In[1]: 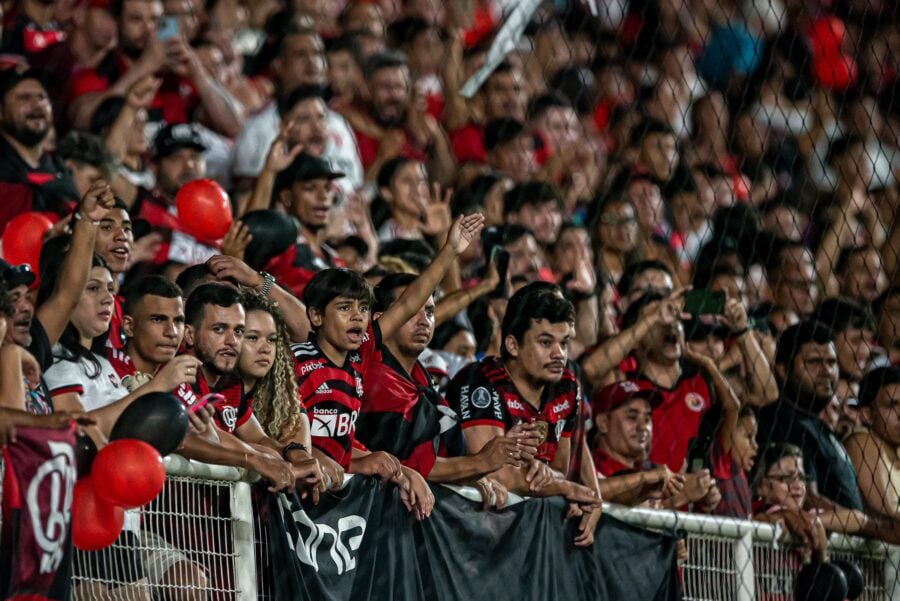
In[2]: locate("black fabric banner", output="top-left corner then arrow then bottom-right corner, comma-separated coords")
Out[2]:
266,477 -> 683,601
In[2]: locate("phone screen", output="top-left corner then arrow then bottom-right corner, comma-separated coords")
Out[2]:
683,290 -> 726,315
158,16 -> 180,41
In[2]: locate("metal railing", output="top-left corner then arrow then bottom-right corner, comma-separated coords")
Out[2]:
55,457 -> 900,600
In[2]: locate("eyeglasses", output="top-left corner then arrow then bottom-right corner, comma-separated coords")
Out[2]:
766,472 -> 810,485
599,214 -> 636,226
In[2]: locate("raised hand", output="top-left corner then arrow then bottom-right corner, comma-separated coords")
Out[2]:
153,355 -> 202,391
207,255 -> 264,288
126,74 -> 161,109
446,213 -> 486,256
220,222 -> 253,260
79,180 -> 115,223
420,182 -> 453,237
265,121 -> 303,173
566,243 -> 596,296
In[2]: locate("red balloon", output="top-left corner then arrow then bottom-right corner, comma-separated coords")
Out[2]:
815,53 -> 858,91
2,212 -> 53,272
92,439 -> 166,508
175,179 -> 233,241
808,16 -> 846,57
72,477 -> 125,551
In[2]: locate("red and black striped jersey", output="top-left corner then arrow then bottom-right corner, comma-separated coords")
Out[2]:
172,365 -> 252,434
446,356 -> 579,464
292,323 -> 382,470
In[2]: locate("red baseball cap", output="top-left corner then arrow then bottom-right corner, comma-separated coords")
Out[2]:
592,380 -> 663,414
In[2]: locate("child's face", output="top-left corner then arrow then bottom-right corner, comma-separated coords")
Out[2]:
761,456 -> 807,511
731,414 -> 758,473
313,296 -> 370,353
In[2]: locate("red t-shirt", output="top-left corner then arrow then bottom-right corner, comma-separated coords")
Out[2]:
630,363 -> 714,472
593,446 -> 656,478
172,368 -> 252,434
353,126 -> 429,169
449,122 -> 486,164
71,52 -> 200,127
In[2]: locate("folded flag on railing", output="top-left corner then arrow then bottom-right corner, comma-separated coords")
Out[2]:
265,477 -> 683,601
0,425 -> 76,601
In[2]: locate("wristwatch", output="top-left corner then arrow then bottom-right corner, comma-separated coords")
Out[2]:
282,442 -> 309,460
258,271 -> 275,297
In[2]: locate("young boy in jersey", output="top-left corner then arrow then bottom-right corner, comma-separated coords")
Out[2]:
294,214 -> 485,520
358,273 -> 540,509
447,284 -> 603,544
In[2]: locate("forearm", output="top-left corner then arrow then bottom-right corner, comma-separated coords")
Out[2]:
737,333 -> 778,406
434,279 -> 493,325
572,296 -> 599,359
105,104 -> 138,161
245,169 -> 276,215
598,472 -> 661,505
582,318 -> 652,387
427,129 -> 457,185
192,70 -> 244,138
0,346 -> 25,410
178,429 -> 261,468
385,243 -> 459,334
271,284 -> 311,342
427,454 -> 492,483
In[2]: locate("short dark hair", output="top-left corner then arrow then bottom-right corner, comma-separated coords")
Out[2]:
775,320 -> 835,367
501,224 -> 535,247
484,118 -> 527,152
302,268 -> 373,317
501,285 -> 574,359
373,272 -> 418,313
526,92 -> 572,122
617,260 -> 672,298
185,284 -> 243,328
835,245 -> 872,276
754,443 -> 803,485
693,265 -> 743,291
0,276 -> 12,317
826,135 -> 866,167
124,276 -> 183,316
89,96 -> 126,135
874,287 -> 900,318
376,156 -> 413,190
56,131 -> 113,172
365,50 -> 408,78
858,367 -> 900,407
631,118 -> 677,147
176,264 -> 215,298
277,84 -> 327,117
277,23 -> 321,57
503,181 -> 563,216
814,298 -> 874,334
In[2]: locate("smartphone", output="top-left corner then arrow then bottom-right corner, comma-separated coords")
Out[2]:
683,290 -> 726,316
188,393 -> 224,414
489,246 -> 510,299
158,16 -> 180,41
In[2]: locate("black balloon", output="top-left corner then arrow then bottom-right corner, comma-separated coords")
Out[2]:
110,392 -> 188,456
832,559 -> 864,600
74,433 -> 97,479
795,561 -> 848,601
242,210 -> 299,271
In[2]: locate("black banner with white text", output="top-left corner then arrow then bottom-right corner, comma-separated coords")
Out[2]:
265,477 -> 683,601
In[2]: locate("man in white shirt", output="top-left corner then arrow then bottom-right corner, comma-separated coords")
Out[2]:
231,23 -> 362,194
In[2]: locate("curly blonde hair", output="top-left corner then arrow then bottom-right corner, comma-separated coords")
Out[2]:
240,291 -> 304,441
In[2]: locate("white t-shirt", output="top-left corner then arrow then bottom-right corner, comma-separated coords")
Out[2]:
44,347 -> 141,534
231,102 -> 364,194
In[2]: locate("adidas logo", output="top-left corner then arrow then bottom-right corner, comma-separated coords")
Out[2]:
315,383 -> 332,395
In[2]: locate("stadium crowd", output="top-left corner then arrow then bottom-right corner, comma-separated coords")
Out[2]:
0,0 -> 899,596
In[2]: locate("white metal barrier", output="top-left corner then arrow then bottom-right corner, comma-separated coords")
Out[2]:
44,456 -> 900,600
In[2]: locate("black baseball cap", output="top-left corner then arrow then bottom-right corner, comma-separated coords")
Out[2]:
0,68 -> 48,101
153,123 -> 207,160
0,259 -> 36,289
858,367 -> 900,408
273,153 -> 345,194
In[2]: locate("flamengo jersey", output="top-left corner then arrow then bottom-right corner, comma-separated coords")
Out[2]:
446,356 -> 579,464
109,348 -> 253,433
630,362 -> 714,472
292,323 -> 382,470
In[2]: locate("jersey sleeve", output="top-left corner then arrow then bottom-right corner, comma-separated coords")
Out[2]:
446,364 -> 506,430
43,359 -> 85,398
356,321 -> 383,376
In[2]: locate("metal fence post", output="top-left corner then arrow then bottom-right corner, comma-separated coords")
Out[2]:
885,546 -> 900,601
231,480 -> 257,601
734,531 -> 755,601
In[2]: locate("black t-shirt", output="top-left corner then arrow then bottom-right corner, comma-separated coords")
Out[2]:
756,398 -> 863,510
